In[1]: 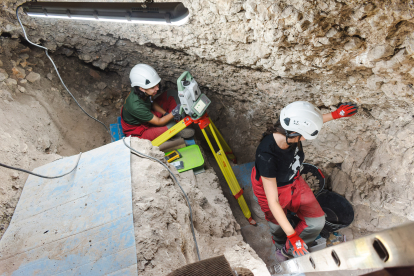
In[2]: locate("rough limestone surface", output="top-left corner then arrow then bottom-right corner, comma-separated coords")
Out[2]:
1,0 -> 413,236
130,138 -> 269,275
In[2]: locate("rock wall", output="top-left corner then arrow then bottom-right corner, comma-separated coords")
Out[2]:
1,0 -> 413,232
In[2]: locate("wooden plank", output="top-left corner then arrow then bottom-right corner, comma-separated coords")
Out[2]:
0,137 -> 137,276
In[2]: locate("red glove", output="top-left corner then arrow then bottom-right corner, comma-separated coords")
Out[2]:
331,102 -> 358,119
286,231 -> 309,257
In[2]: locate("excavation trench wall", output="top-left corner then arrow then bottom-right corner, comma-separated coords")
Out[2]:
1,0 -> 414,238
130,138 -> 268,275
0,37 -> 269,274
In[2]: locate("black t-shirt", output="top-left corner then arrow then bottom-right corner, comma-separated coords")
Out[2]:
255,134 -> 304,187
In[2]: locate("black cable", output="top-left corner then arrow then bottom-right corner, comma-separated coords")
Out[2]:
0,152 -> 82,179
122,138 -> 201,261
15,5 -> 113,139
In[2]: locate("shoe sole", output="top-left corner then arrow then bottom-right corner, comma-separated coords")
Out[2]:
281,248 -> 294,259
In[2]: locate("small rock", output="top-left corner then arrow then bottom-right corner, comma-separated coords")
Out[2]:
326,28 -> 338,38
19,47 -> 30,53
97,82 -> 107,90
26,72 -> 41,82
155,184 -> 161,192
18,85 -> 26,93
47,73 -> 53,81
233,245 -> 241,251
0,60 -> 3,67
89,69 -> 101,80
20,79 -> 27,84
61,48 -> 74,57
12,184 -> 20,190
367,45 -> 394,61
115,102 -> 122,109
20,53 -> 29,60
12,67 -> 26,79
10,171 -> 19,180
0,72 -> 8,82
92,60 -> 108,70
21,143 -> 28,153
344,37 -> 363,51
5,78 -> 17,86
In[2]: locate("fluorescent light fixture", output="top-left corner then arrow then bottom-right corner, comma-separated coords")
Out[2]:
21,1 -> 190,25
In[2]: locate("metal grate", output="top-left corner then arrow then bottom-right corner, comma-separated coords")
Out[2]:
167,255 -> 235,276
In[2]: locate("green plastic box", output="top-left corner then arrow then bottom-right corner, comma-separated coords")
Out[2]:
165,145 -> 204,173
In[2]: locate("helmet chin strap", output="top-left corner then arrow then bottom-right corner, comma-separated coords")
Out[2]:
285,130 -> 302,147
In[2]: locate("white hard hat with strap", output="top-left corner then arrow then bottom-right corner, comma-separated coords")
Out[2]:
130,64 -> 161,89
280,101 -> 323,140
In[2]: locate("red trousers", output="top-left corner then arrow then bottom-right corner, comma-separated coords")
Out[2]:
121,92 -> 177,141
251,166 -> 325,236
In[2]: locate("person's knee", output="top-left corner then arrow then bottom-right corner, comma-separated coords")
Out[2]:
305,216 -> 325,233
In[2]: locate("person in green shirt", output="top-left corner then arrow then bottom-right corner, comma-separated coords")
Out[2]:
121,64 -> 193,141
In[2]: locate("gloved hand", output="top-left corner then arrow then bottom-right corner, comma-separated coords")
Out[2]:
171,104 -> 182,121
286,231 -> 309,258
331,102 -> 358,119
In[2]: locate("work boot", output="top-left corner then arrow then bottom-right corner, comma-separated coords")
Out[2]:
275,248 -> 289,263
281,245 -> 294,259
178,128 -> 195,139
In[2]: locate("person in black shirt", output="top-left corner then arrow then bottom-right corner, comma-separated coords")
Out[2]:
251,101 -> 358,260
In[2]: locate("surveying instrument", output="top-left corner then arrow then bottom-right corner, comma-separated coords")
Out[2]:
152,71 -> 257,226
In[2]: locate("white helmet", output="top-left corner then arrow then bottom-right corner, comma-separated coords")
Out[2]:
130,64 -> 161,89
280,101 -> 323,140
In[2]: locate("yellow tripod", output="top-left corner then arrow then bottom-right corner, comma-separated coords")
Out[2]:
152,113 -> 257,226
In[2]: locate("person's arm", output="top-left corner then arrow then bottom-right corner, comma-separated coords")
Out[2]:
152,102 -> 167,115
261,176 -> 295,236
323,113 -> 334,124
148,113 -> 174,126
147,104 -> 182,126
262,176 -> 309,257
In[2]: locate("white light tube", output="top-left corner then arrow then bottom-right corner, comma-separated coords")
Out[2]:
28,13 -> 189,25
21,2 -> 190,26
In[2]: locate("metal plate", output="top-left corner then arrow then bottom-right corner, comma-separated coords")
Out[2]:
280,222 -> 414,274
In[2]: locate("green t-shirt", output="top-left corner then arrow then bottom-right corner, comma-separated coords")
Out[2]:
122,91 -> 154,125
